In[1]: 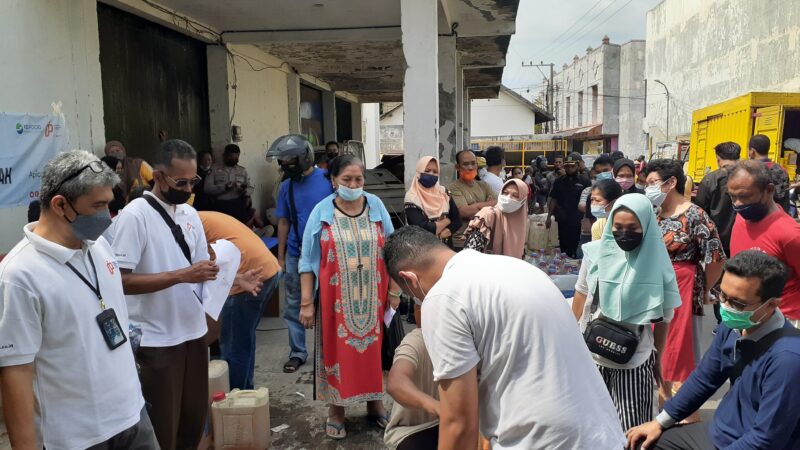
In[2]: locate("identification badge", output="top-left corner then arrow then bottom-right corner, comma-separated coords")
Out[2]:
96,308 -> 128,350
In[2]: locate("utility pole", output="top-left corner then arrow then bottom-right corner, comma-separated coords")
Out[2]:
522,61 -> 555,133
654,79 -> 670,141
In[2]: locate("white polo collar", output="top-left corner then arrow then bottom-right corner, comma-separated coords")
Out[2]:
23,222 -> 86,265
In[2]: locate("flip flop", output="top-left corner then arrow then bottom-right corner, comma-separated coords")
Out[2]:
368,413 -> 390,430
283,357 -> 303,373
325,419 -> 347,440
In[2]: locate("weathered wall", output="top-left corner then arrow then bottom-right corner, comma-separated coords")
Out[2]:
601,45 -> 621,136
0,0 -> 105,252
618,41 -> 647,154
471,90 -> 537,137
645,0 -> 800,139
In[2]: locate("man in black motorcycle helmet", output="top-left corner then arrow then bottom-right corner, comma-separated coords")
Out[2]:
267,135 -> 334,373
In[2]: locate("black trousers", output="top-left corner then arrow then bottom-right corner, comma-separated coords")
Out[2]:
557,217 -> 582,258
397,425 -> 439,450
87,407 -> 160,450
652,422 -> 715,450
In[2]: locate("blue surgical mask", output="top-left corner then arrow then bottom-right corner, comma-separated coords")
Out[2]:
418,173 -> 439,188
596,171 -> 613,181
337,186 -> 364,201
591,203 -> 609,218
65,201 -> 113,241
719,301 -> 770,330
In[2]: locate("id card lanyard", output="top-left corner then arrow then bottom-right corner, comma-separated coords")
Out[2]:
65,250 -> 105,311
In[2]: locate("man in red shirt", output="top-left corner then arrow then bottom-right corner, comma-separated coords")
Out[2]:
729,160 -> 800,327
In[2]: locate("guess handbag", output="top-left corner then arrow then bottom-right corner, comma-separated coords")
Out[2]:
583,284 -> 642,364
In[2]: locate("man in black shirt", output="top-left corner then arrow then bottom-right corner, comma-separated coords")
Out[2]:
694,141 -> 740,323
547,152 -> 591,258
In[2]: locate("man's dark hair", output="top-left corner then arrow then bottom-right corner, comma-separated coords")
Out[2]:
325,141 -> 339,149
637,155 -> 646,162
156,139 -> 197,168
645,158 -> 686,195
455,149 -> 476,165
749,134 -> 771,156
593,155 -> 614,169
27,200 -> 41,223
384,226 -> 448,282
592,179 -> 623,203
715,141 -> 741,161
724,250 -> 787,301
552,154 -> 564,162
729,160 -> 772,191
224,144 -> 241,155
610,150 -> 625,162
485,146 -> 505,167
328,154 -> 365,178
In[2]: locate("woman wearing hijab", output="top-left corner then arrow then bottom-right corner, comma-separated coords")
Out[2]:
614,158 -> 644,194
573,194 -> 681,430
404,157 -> 462,246
464,178 -> 530,258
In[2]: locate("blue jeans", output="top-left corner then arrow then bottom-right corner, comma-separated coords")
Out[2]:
283,254 -> 308,363
219,274 -> 280,390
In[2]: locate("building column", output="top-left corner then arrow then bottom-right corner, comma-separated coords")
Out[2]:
287,73 -> 301,134
322,90 -> 337,143
361,103 -> 381,169
462,87 -> 471,149
438,35 -> 458,184
455,65 -> 465,152
207,45 -> 232,159
401,0 -> 439,187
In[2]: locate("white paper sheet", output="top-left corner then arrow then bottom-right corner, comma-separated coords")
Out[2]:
202,239 -> 241,321
383,307 -> 396,327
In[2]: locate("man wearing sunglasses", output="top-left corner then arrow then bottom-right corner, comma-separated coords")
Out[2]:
113,139 -> 219,450
627,250 -> 800,450
0,151 -> 157,449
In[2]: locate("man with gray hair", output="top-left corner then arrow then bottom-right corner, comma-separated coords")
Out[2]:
114,139 -> 218,449
0,150 -> 157,449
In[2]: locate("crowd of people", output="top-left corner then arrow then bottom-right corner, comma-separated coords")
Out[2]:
0,133 -> 799,450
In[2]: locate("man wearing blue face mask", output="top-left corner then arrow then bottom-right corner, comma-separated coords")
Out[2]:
578,155 -> 615,254
627,250 -> 800,450
729,160 -> 800,329
0,151 -> 157,449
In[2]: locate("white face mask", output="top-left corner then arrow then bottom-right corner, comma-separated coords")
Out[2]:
497,195 -> 525,214
645,182 -> 668,207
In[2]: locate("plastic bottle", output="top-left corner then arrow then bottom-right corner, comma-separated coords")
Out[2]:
212,388 -> 271,449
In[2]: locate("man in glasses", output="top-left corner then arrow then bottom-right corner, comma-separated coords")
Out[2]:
204,144 -> 253,223
113,139 -> 219,449
0,150 -> 157,449
627,250 -> 800,450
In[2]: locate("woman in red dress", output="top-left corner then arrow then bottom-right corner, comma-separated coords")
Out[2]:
298,155 -> 400,439
644,159 -> 725,423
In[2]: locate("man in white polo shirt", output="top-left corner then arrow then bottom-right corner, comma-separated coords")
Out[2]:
0,150 -> 156,449
384,226 -> 625,450
114,139 -> 219,450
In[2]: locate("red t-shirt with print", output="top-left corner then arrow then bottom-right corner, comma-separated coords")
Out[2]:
731,208 -> 800,319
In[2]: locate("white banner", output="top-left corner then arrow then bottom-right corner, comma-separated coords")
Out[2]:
0,113 -> 68,208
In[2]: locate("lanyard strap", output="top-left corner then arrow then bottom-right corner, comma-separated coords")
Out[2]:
65,250 -> 106,310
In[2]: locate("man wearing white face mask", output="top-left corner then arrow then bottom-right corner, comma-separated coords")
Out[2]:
464,179 -> 530,258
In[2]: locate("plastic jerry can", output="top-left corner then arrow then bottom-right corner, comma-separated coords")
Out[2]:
212,388 -> 271,449
208,360 -> 230,403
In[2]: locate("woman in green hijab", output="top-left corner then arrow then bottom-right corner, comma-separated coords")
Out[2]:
573,193 -> 681,430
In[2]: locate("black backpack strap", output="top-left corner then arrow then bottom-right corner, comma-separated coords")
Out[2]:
288,180 -> 301,249
144,195 -> 192,264
730,326 -> 800,384
590,282 -> 600,313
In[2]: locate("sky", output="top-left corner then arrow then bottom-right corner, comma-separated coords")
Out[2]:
502,0 -> 663,102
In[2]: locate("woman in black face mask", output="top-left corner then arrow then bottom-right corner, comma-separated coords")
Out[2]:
572,193 -> 681,430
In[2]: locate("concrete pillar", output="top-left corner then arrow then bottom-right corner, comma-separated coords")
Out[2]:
362,103 -> 381,169
401,0 -> 439,187
207,45 -> 232,158
455,65 -> 465,151
351,100 -> 363,144
438,35 -> 458,184
287,73 -> 301,134
322,90 -> 337,143
463,87 -> 471,149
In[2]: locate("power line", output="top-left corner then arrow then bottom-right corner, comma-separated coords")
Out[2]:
540,0 -> 623,61
543,0 -> 636,63
529,0 -> 610,59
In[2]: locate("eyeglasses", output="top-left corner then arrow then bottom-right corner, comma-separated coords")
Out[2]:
165,174 -> 202,188
53,161 -> 106,195
711,286 -> 751,311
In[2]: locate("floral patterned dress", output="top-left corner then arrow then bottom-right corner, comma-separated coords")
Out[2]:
657,203 -> 725,382
315,205 -> 388,405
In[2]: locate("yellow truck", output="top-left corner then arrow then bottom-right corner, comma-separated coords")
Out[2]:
688,92 -> 800,182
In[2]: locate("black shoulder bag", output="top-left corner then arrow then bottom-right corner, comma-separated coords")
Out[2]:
144,195 -> 192,264
729,326 -> 800,385
584,284 -> 643,364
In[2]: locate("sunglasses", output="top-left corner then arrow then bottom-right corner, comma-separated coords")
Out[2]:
165,174 -> 202,188
711,286 -> 751,311
53,161 -> 106,195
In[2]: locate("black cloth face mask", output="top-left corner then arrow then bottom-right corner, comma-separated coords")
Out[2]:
612,230 -> 643,252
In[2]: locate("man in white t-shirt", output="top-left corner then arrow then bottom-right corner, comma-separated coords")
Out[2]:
384,226 -> 625,450
481,146 -> 506,194
0,151 -> 156,449
114,139 -> 219,450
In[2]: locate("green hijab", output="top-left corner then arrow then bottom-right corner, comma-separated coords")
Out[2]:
582,193 -> 681,324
